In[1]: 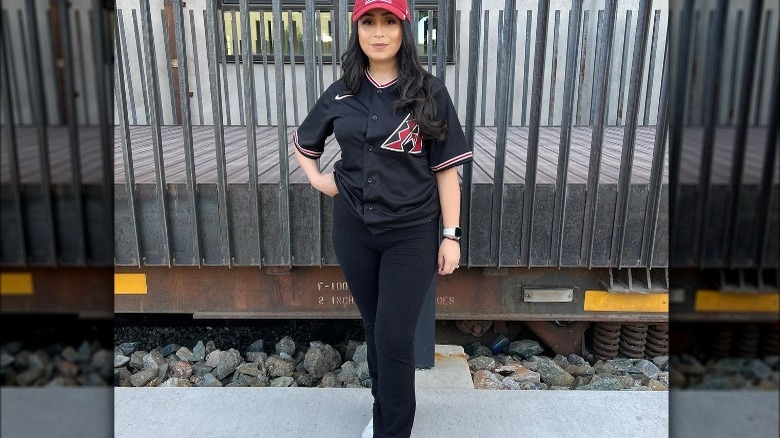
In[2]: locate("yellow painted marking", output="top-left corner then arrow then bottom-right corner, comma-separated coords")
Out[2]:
114,273 -> 148,295
0,273 -> 33,295
584,290 -> 668,312
695,290 -> 780,313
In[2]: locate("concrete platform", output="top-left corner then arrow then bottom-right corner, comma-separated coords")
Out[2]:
414,345 -> 473,390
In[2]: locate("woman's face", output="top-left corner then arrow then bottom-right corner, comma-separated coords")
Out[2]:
357,9 -> 403,66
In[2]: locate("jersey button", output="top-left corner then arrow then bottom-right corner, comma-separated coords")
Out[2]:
377,89 -> 382,94
367,177 -> 373,184
367,204 -> 374,210
371,115 -> 378,120
368,145 -> 373,151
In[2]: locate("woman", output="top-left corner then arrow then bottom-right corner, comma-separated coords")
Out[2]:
292,0 -> 472,436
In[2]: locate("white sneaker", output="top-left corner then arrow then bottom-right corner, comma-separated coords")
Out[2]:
361,418 -> 373,438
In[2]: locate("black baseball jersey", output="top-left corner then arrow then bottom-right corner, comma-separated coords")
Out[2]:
294,70 -> 473,234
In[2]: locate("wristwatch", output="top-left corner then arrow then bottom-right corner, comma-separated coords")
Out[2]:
442,227 -> 462,241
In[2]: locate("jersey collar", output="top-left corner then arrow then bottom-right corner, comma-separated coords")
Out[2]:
366,70 -> 398,89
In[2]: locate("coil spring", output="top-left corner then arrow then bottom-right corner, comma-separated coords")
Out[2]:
734,323 -> 761,357
592,323 -> 621,360
619,324 -> 648,359
645,323 -> 669,358
710,324 -> 733,358
759,323 -> 780,357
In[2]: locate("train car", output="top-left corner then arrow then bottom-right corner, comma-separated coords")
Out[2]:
1,0 -> 777,359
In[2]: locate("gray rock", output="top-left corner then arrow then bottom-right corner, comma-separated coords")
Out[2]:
353,344 -> 368,363
205,350 -> 226,368
246,352 -> 268,363
506,340 -> 544,359
279,352 -> 293,361
746,359 -> 773,380
341,340 -> 362,363
567,354 -> 587,366
550,386 -> 571,390
503,367 -> 541,385
204,341 -> 217,357
75,341 -> 91,363
159,377 -> 191,387
1,351 -> 14,367
215,349 -> 242,380
553,354 -> 569,370
303,348 -> 329,378
573,375 -> 593,387
521,359 -> 540,372
467,356 -> 497,372
616,375 -> 635,389
130,368 -> 157,387
156,362 -> 169,383
170,361 -> 193,380
176,347 -> 194,362
249,375 -> 270,387
565,363 -> 595,376
337,361 -> 360,385
159,343 -> 179,357
265,355 -> 295,378
246,340 -> 265,354
319,372 -> 340,388
576,377 -> 623,390
15,368 -> 42,386
270,376 -> 296,387
191,362 -> 213,377
296,373 -> 319,387
61,346 -> 79,363
538,359 -> 574,388
143,350 -> 165,371
192,341 -> 206,362
628,359 -> 661,379
275,336 -> 297,357
652,355 -> 669,368
356,361 -> 371,381
694,377 -> 735,390
237,362 -> 264,377
605,358 -> 635,373
472,370 -> 505,389
114,354 -> 130,368
593,361 -> 617,375
117,342 -> 138,356
195,373 -> 223,387
657,371 -> 669,387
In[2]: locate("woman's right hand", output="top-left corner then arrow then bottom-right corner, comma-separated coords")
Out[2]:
312,172 -> 339,197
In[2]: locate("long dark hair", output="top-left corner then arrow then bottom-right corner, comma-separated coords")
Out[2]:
340,20 -> 447,141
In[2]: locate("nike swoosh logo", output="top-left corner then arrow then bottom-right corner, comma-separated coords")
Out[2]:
334,94 -> 353,100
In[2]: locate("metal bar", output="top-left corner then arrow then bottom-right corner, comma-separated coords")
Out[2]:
92,0 -> 112,265
258,12 -> 272,125
273,0 -> 292,266
409,0 -> 416,41
755,25 -> 779,266
46,10 -> 63,123
114,23 -> 142,265
288,11 -> 300,125
140,0 -> 172,266
58,0 -> 86,263
725,0 -> 762,265
436,0 -> 448,82
74,10 -> 89,123
495,10 -> 503,121
669,1 -> 692,264
241,0 -> 262,266
462,0 -> 482,266
726,10 -> 742,125
753,10 -> 770,125
218,11 -> 231,124
589,10 -> 602,122
331,7 -> 338,82
694,0 -> 727,265
25,0 -> 57,264
454,9 -> 461,110
0,11 -> 27,264
521,9 -> 532,126
552,0 -> 583,266
581,0 -> 617,268
205,0 -> 232,266
548,10 -> 561,126
641,33 -> 669,268
304,0 -> 316,110
575,10 -> 589,125
616,10 -> 632,125
507,8 -> 518,125
643,9 -> 660,126
698,10 -> 714,125
427,9 -> 433,74
17,10 -> 35,124
160,9 -> 179,125
520,0 -> 547,267
132,9 -> 151,124
230,9 -> 244,125
117,11 -> 138,124
492,0 -> 515,266
480,11 -> 488,125
316,10 -> 324,95
338,0 -> 348,73
613,0 -> 651,268
2,12 -> 23,122
190,10 -> 205,125
173,0 -> 201,265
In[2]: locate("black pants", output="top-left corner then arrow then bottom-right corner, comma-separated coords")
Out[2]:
332,195 -> 438,438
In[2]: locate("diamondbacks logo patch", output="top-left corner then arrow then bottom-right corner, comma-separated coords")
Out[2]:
380,114 -> 423,154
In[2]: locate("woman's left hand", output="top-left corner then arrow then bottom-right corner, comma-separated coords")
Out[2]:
437,239 -> 461,275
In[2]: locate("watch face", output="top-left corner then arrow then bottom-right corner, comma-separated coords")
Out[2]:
454,227 -> 462,237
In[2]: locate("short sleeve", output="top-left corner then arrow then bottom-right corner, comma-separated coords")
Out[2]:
293,87 -> 336,159
428,86 -> 473,172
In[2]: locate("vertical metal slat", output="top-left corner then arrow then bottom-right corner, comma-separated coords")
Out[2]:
580,0 -> 617,268
173,0 -> 202,265
74,10 -> 90,124
205,0 -> 232,266
190,10 -> 205,125
520,0 -> 548,267
303,0 -> 317,110
436,0 -> 448,82
93,0 -> 112,265
272,0 -> 292,266
230,9 -> 244,125
257,11 -> 272,125
462,0 -> 482,266
612,0 -> 651,267
552,0 -> 583,266
117,11 -> 138,124
288,10 -> 300,125
140,0 -> 172,266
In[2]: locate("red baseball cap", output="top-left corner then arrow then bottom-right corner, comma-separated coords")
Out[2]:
352,0 -> 410,22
